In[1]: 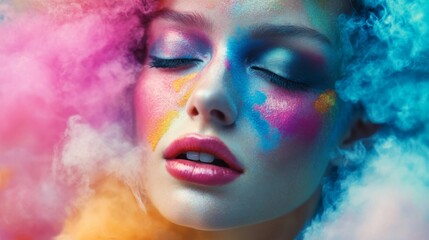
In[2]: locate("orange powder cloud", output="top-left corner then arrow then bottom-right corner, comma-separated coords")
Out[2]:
56,177 -> 200,239
314,90 -> 336,114
0,168 -> 12,191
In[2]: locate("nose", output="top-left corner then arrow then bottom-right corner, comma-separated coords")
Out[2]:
186,59 -> 238,127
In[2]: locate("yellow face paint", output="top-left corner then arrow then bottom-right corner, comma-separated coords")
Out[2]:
172,73 -> 198,92
177,84 -> 197,107
0,168 -> 12,191
147,111 -> 179,150
145,73 -> 197,151
314,90 -> 336,114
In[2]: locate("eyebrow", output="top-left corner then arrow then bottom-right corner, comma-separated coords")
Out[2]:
250,24 -> 332,46
149,8 -> 213,31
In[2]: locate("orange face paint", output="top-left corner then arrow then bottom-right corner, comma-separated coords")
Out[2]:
314,90 -> 336,114
145,73 -> 198,150
147,110 -> 179,150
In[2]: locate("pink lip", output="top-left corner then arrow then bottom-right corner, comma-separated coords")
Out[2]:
163,134 -> 244,186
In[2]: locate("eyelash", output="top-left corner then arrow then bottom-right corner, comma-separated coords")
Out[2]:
148,56 -> 308,90
148,56 -> 203,69
250,66 -> 309,91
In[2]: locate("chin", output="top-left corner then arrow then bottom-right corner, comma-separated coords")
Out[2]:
149,195 -> 256,231
154,204 -> 235,230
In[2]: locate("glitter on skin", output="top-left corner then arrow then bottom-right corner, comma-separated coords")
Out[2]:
249,91 -> 282,150
225,36 -> 282,150
314,90 -> 336,114
145,73 -> 198,150
147,110 -> 179,150
0,168 -> 12,190
254,87 -> 323,142
172,72 -> 198,92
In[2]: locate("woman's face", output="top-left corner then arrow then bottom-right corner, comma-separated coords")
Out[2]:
135,0 -> 351,230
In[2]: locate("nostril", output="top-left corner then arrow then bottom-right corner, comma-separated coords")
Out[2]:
191,108 -> 199,116
210,110 -> 226,122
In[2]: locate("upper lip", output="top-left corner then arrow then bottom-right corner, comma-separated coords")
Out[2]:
163,134 -> 244,173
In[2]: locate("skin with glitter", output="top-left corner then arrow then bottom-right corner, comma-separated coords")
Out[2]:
144,72 -> 199,150
254,88 -> 325,142
136,69 -> 199,150
252,89 -> 338,142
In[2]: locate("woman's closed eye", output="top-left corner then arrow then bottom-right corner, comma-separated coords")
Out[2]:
148,56 -> 203,69
250,66 -> 309,91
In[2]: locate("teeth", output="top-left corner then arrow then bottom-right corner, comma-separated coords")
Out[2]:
200,153 -> 215,163
186,152 -> 200,161
185,152 -> 216,163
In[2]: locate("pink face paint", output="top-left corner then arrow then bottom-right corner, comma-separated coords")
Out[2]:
225,59 -> 231,71
254,88 -> 324,142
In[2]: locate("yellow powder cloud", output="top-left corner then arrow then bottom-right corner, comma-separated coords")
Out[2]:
56,177 -> 199,240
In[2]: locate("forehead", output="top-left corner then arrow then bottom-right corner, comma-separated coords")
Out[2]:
157,0 -> 347,43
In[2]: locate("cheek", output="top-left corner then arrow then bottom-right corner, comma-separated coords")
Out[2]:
254,88 -> 336,142
135,72 -> 197,150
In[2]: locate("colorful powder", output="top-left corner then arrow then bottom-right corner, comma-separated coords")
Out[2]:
147,111 -> 179,150
0,1 -> 145,239
314,89 -> 336,114
57,177 -> 198,239
254,88 -> 323,142
0,168 -> 12,190
58,178 -> 150,240
1,0 -> 428,239
249,91 -> 282,150
302,0 -> 429,239
225,59 -> 231,70
145,73 -> 198,147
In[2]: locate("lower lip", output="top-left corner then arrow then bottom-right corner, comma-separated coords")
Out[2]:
165,159 -> 241,186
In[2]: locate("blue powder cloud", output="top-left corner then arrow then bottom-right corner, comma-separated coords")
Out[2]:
302,1 -> 429,239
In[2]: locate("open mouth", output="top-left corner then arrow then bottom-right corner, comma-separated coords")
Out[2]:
175,151 -> 230,168
163,135 -> 244,186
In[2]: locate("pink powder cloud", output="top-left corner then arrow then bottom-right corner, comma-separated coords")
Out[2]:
0,1 -> 148,238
